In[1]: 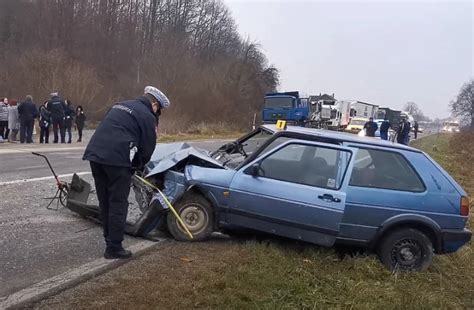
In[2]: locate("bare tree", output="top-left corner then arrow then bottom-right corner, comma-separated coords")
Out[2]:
0,0 -> 279,131
451,79 -> 474,130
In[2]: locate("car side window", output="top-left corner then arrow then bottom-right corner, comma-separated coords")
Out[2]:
259,143 -> 351,189
349,148 -> 425,192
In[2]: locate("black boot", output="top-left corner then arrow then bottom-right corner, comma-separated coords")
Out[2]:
104,247 -> 132,259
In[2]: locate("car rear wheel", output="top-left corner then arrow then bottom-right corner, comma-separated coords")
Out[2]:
167,193 -> 214,242
378,228 -> 433,272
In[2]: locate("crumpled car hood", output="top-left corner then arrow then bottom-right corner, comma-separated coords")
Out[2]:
144,142 -> 224,178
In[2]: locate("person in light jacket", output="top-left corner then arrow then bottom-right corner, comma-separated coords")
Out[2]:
0,98 -> 9,140
7,100 -> 20,142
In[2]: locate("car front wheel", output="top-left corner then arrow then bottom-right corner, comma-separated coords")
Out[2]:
167,193 -> 214,242
378,228 -> 433,272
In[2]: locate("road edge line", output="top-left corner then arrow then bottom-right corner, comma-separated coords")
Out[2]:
0,239 -> 166,310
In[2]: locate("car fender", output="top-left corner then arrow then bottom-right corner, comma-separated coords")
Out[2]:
185,165 -> 236,188
373,214 -> 442,251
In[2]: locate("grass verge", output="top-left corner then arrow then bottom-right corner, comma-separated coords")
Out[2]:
157,132 -> 241,143
36,133 -> 474,309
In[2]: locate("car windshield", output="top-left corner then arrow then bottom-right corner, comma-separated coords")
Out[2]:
241,128 -> 274,155
264,97 -> 294,108
212,128 -> 274,169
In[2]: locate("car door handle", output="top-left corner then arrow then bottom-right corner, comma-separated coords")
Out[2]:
318,194 -> 341,203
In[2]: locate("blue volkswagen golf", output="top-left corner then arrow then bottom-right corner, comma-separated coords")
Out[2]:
140,125 -> 472,271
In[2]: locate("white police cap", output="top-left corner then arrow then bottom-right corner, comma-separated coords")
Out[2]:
144,86 -> 170,109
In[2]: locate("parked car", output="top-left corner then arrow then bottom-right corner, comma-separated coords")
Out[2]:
70,125 -> 471,271
345,117 -> 369,134
442,121 -> 460,133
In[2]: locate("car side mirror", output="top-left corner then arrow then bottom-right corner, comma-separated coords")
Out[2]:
247,162 -> 261,177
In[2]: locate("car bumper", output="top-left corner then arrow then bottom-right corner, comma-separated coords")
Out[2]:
440,228 -> 472,253
346,128 -> 361,133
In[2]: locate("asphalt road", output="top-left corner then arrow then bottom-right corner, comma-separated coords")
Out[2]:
0,133 -> 225,299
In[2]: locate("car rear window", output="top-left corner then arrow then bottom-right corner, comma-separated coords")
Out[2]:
349,148 -> 425,192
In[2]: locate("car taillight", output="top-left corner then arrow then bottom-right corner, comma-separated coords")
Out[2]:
461,196 -> 470,216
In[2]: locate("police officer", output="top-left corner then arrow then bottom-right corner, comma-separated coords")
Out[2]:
47,92 -> 67,143
397,118 -> 411,145
83,86 -> 170,259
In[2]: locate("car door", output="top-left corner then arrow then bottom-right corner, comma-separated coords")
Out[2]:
227,140 -> 357,247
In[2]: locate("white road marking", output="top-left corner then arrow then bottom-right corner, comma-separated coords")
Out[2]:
0,172 -> 92,186
0,146 -> 85,155
15,165 -> 48,171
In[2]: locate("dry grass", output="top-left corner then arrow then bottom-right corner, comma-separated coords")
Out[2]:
35,133 -> 474,309
157,121 -> 243,142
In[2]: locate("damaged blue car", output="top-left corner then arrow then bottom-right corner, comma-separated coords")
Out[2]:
68,125 -> 471,271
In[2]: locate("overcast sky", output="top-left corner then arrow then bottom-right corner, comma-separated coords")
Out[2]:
225,0 -> 473,119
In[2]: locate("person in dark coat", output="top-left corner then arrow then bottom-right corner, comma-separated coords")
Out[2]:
39,101 -> 52,143
75,105 -> 86,142
396,118 -> 411,145
413,121 -> 419,139
379,117 -> 391,140
47,92 -> 66,143
363,117 -> 378,137
64,99 -> 75,143
18,95 -> 38,143
83,86 -> 170,259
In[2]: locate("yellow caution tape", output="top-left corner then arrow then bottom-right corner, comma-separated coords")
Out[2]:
134,175 -> 194,239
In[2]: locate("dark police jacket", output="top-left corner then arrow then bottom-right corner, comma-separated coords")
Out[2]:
47,96 -> 66,121
18,99 -> 38,121
83,96 -> 157,168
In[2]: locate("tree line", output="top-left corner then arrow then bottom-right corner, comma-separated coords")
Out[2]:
0,0 -> 279,131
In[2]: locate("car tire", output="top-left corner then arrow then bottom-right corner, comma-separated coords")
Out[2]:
166,193 -> 214,242
378,228 -> 433,272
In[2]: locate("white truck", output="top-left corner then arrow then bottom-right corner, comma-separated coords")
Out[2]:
308,97 -> 352,130
349,101 -> 379,119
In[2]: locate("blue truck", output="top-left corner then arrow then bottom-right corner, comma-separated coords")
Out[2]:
262,91 -> 309,125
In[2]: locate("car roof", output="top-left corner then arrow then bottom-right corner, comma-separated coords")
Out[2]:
261,124 -> 420,152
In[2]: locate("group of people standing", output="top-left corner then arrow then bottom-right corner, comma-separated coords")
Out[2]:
363,117 -> 419,145
0,93 -> 86,144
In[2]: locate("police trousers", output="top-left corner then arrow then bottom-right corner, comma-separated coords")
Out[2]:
52,118 -> 65,143
90,161 -> 132,250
